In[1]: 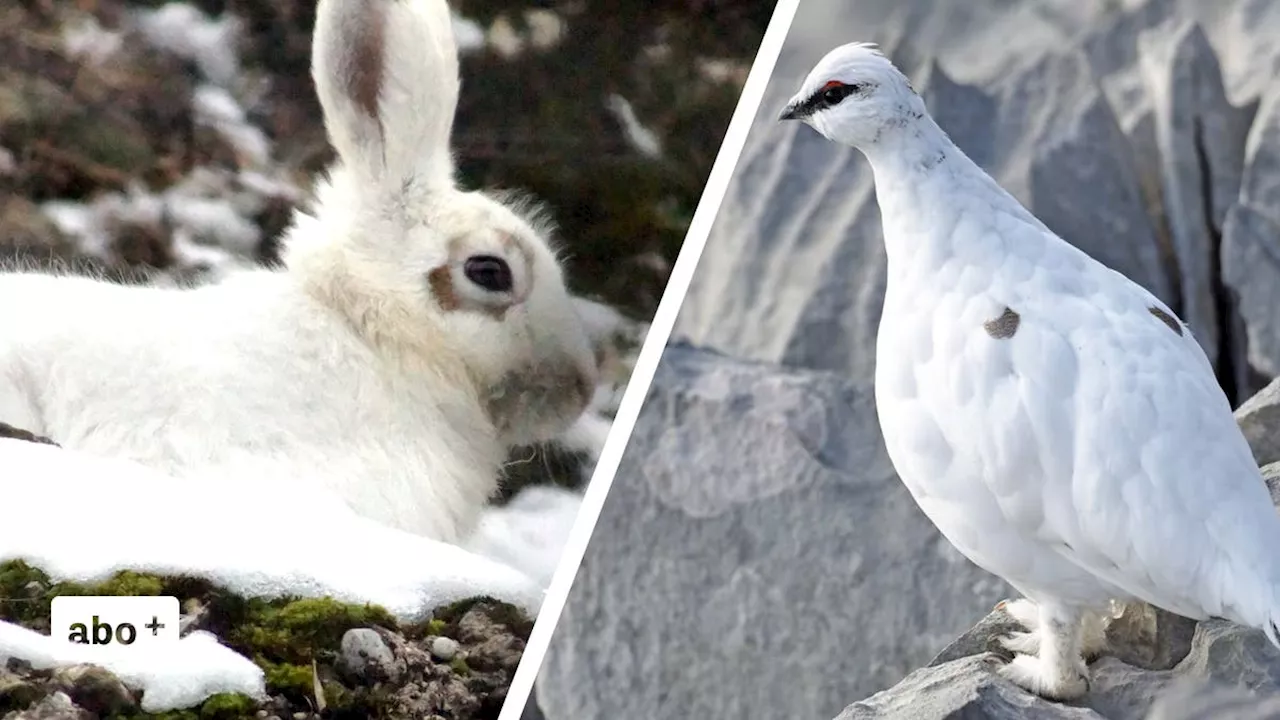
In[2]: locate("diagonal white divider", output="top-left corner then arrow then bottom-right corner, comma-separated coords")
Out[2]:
496,1 -> 805,716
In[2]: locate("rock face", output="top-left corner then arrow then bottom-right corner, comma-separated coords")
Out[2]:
1238,378 -> 1280,468
674,0 -> 1280,406
534,346 -> 1280,719
537,1 -> 1280,718
834,615 -> 1280,720
536,345 -> 1013,719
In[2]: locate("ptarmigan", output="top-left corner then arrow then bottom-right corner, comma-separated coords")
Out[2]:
779,43 -> 1280,701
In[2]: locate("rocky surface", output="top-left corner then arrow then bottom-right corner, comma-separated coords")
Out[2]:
536,344 -> 1014,719
835,612 -> 1280,720
1239,378 -> 1280,469
537,346 -> 1280,720
676,0 -> 1280,406
0,559 -> 535,720
536,1 -> 1280,719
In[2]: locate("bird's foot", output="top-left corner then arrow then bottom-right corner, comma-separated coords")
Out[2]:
994,599 -> 1108,661
992,653 -> 1090,701
996,598 -> 1041,627
994,631 -> 1039,655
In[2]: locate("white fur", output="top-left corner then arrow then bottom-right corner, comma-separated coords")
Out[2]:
0,0 -> 598,544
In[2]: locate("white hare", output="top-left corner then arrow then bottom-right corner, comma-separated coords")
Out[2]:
0,0 -> 598,544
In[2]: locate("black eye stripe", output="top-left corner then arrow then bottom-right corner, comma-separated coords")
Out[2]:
793,83 -> 863,117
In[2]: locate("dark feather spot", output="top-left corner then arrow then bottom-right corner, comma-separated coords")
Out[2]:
1149,306 -> 1183,336
984,307 -> 1020,339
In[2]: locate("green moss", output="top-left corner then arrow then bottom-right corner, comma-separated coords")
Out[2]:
127,711 -> 200,720
431,597 -> 533,636
0,561 -> 199,631
1,562 -> 532,716
225,596 -> 397,665
198,693 -> 259,719
260,661 -> 314,698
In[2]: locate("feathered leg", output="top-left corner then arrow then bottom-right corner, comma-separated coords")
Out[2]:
995,598 -> 1108,660
991,600 -> 1090,700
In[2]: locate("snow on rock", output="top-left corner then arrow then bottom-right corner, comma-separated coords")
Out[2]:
61,14 -> 123,65
38,167 -> 295,277
192,84 -> 272,169
0,622 -> 266,713
134,3 -> 240,88
605,94 -> 663,159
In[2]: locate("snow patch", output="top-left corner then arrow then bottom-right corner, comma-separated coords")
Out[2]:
465,486 -> 583,590
0,435 -> 605,710
135,3 -> 240,87
192,84 -> 272,168
605,94 -> 663,159
0,623 -> 266,713
0,439 -> 548,621
62,14 -> 123,65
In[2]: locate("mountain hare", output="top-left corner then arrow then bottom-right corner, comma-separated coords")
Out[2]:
0,0 -> 599,543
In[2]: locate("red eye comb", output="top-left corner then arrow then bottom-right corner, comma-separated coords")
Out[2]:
822,80 -> 846,90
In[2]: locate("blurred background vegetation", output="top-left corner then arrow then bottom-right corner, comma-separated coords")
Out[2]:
0,0 -> 773,318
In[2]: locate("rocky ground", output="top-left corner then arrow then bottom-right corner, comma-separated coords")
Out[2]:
534,0 -> 1280,719
0,556 -> 534,719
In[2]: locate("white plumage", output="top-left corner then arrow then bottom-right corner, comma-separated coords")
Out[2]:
781,43 -> 1280,700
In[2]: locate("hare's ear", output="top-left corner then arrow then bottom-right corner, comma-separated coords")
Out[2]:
311,0 -> 460,190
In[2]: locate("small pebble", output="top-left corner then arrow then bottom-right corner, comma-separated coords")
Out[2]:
337,628 -> 402,683
429,636 -> 460,661
293,713 -> 308,720
255,711 -> 268,718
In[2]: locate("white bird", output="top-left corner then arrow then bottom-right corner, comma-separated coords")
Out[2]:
780,43 -> 1280,701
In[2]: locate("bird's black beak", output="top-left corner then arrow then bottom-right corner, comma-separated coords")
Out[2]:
778,104 -> 800,122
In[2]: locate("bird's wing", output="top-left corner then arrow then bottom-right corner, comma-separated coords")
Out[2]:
983,233 -> 1280,625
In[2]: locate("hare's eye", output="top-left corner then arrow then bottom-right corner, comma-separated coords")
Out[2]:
464,255 -> 514,293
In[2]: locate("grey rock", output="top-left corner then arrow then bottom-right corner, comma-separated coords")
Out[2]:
836,613 -> 1280,720
1236,378 -> 1280,467
3,691 -> 92,720
1145,681 -> 1280,720
537,345 -> 1012,720
428,636 -> 459,661
0,666 -> 41,711
49,664 -> 135,717
1103,604 -> 1198,672
521,695 -> 548,720
1262,462 -> 1280,505
1130,20 -> 1253,386
336,628 -> 402,685
835,656 -> 1104,720
927,604 -> 1027,668
1224,81 -> 1280,384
